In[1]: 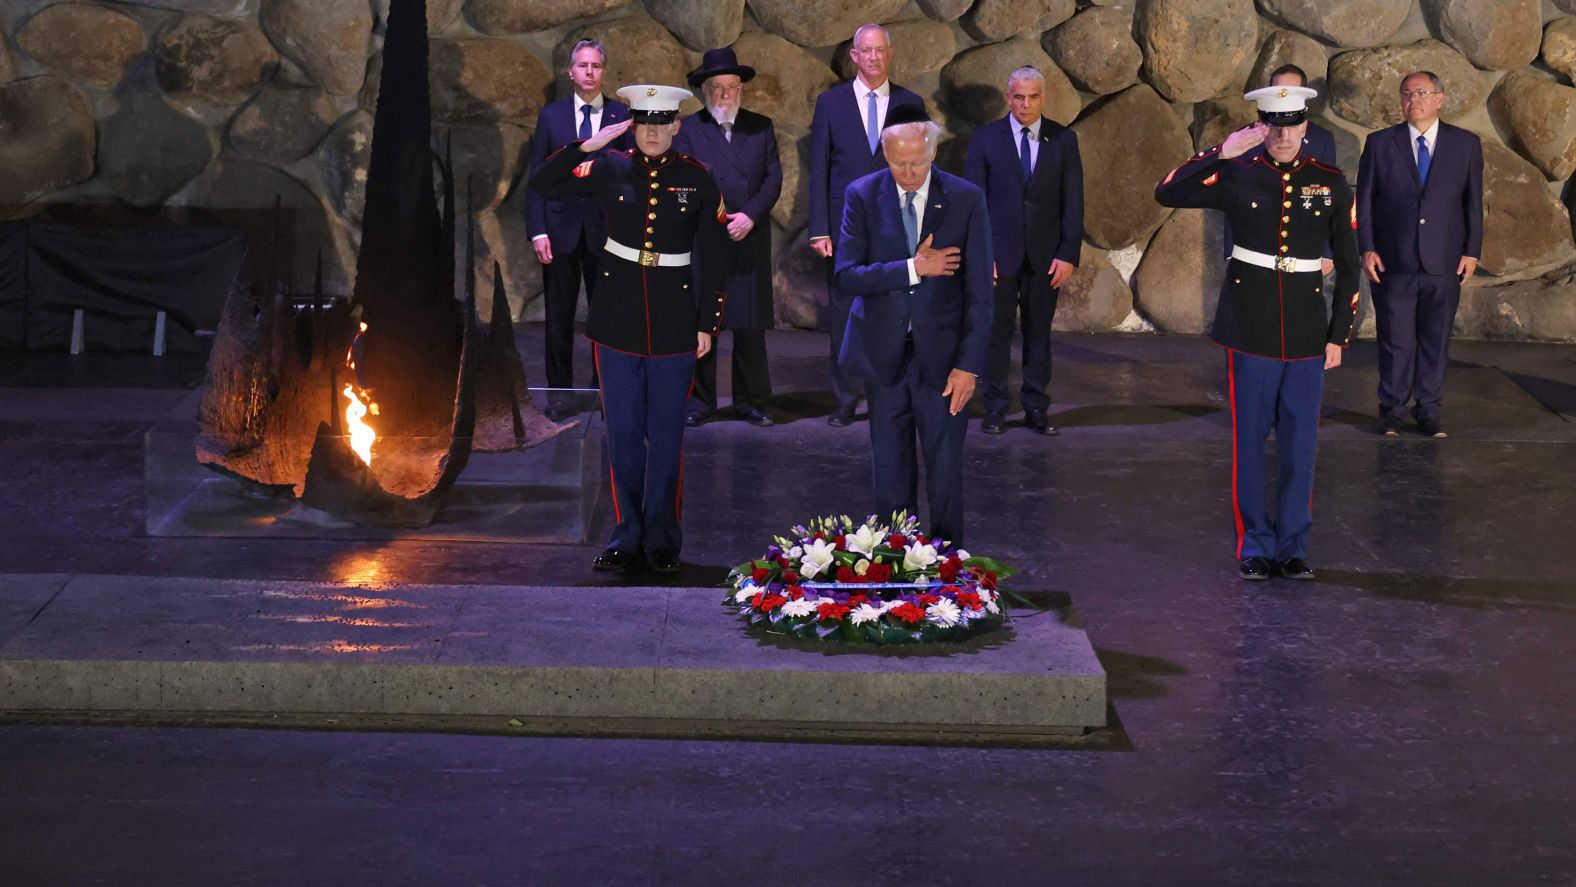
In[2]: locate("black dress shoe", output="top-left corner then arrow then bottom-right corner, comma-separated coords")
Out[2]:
1023,409 -> 1060,436
1418,417 -> 1447,438
827,406 -> 856,427
1238,557 -> 1273,581
736,404 -> 775,427
592,548 -> 638,572
1378,415 -> 1404,437
1277,557 -> 1315,580
981,414 -> 1007,435
684,410 -> 711,428
648,549 -> 681,574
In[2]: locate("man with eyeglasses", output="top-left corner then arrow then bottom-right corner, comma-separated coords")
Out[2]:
673,47 -> 783,428
1357,71 -> 1483,439
1156,85 -> 1360,584
807,23 -> 925,428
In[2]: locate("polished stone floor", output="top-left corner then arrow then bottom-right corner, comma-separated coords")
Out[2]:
2,328 -> 1574,885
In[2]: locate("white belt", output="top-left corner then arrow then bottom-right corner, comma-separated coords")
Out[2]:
604,238 -> 690,267
1231,245 -> 1322,273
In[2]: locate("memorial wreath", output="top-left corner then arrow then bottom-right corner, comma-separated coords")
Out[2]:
724,513 -> 1015,644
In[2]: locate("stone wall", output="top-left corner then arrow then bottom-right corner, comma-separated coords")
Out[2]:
2,0 -> 1574,341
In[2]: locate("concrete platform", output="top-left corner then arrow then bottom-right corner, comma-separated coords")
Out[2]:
0,573 -> 1106,740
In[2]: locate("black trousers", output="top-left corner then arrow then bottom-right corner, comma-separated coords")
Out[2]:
689,328 -> 772,415
866,339 -> 970,546
826,266 -> 863,412
542,231 -> 599,390
1373,272 -> 1459,422
983,257 -> 1060,416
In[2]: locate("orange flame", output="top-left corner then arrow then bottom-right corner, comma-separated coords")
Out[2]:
342,322 -> 378,466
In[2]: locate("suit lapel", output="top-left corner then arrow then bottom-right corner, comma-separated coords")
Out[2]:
1397,124 -> 1424,192
919,172 -> 948,246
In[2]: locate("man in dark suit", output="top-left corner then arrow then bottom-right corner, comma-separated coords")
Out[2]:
835,117 -> 994,546
1357,70 -> 1483,438
963,65 -> 1083,436
808,23 -> 926,427
525,38 -> 631,420
673,47 -> 783,428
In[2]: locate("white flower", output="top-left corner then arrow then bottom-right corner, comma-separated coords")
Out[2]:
926,598 -> 962,627
954,549 -> 970,561
854,558 -> 871,576
845,524 -> 881,558
786,545 -> 803,560
903,542 -> 939,573
780,598 -> 818,618
733,586 -> 758,604
799,538 -> 836,579
849,603 -> 885,625
983,590 -> 1001,615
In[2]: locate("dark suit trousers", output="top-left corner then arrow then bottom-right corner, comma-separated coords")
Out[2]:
866,339 -> 970,547
594,344 -> 694,555
826,265 -> 864,411
690,329 -> 772,415
984,257 -> 1059,416
543,230 -> 600,390
1373,273 -> 1459,421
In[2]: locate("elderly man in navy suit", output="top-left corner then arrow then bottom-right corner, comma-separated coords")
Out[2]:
525,38 -> 632,420
836,115 -> 994,546
1358,70 -> 1483,438
963,65 -> 1083,436
809,23 -> 926,427
673,47 -> 783,428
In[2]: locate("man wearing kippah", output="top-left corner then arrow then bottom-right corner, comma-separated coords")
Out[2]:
530,85 -> 731,575
1155,85 -> 1360,583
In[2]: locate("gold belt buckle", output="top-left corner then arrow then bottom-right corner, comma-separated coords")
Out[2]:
639,249 -> 659,267
1275,255 -> 1297,273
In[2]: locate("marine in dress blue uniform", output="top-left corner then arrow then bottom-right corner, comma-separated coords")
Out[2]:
529,85 -> 730,574
1155,86 -> 1360,582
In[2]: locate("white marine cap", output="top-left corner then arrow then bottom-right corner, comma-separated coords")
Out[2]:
616,84 -> 694,124
1244,84 -> 1318,126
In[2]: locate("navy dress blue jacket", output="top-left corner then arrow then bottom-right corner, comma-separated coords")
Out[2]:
524,97 -> 631,256
834,169 -> 995,388
672,108 -> 782,329
962,115 -> 1084,274
807,81 -> 926,242
1357,122 -> 1483,277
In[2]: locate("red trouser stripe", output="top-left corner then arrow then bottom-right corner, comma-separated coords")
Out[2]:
593,345 -> 622,525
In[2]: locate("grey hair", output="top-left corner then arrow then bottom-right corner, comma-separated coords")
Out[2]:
880,121 -> 943,156
1401,70 -> 1443,92
568,38 -> 606,67
1008,66 -> 1044,87
852,23 -> 891,44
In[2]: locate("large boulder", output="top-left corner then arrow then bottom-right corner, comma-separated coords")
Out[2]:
17,3 -> 145,89
1547,18 -> 1576,84
316,109 -> 373,225
0,77 -> 96,210
1191,98 -> 1257,152
557,14 -> 694,101
746,0 -> 908,49
726,33 -> 834,130
1054,247 -> 1134,332
1132,209 -> 1227,334
1258,0 -> 1408,49
1136,0 -> 1258,103
771,230 -> 826,330
833,19 -> 955,85
770,124 -> 809,232
1478,139 -> 1576,279
914,0 -> 971,22
1423,0 -> 1540,71
430,38 -> 553,126
447,122 -> 533,210
465,0 -> 633,35
260,0 -> 373,97
1328,41 -> 1486,129
1488,70 -> 1576,182
226,84 -> 339,162
940,38 -> 1080,128
1044,7 -> 1142,97
1455,269 -> 1576,342
154,14 -> 278,105
646,0 -> 744,52
1,33 -> 18,85
98,91 -> 214,207
961,0 -> 1075,44
1071,85 -> 1192,250
1245,30 -> 1327,95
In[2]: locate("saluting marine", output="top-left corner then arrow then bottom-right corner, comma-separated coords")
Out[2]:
530,84 -> 731,575
1155,85 -> 1360,583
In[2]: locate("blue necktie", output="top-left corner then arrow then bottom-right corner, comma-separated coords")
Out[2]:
578,104 -> 593,141
1416,134 -> 1431,186
866,91 -> 879,154
902,190 -> 918,256
1019,126 -> 1033,184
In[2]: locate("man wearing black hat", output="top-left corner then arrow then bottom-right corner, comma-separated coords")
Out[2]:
673,48 -> 783,428
530,85 -> 731,575
1156,85 -> 1360,583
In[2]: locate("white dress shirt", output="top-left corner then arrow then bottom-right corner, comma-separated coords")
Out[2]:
900,174 -> 932,287
854,78 -> 892,136
1407,119 -> 1439,167
575,93 -> 606,136
1013,116 -> 1041,172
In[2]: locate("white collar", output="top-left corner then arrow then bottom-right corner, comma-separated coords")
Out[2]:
574,94 -> 604,113
855,78 -> 891,98
896,173 -> 931,204
1010,116 -> 1042,138
1407,119 -> 1439,144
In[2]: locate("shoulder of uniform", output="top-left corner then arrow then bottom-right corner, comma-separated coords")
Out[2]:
678,153 -> 712,172
1305,158 -> 1344,175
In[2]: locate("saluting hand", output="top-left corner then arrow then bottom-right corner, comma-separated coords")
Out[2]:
1220,122 -> 1268,160
580,119 -> 631,153
913,234 -> 961,278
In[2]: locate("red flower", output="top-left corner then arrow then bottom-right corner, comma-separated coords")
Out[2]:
847,594 -> 868,607
888,534 -> 907,549
833,534 -> 846,550
835,565 -> 860,584
955,590 -> 983,610
753,593 -> 786,613
776,556 -> 791,568
782,570 -> 801,584
787,585 -> 805,600
890,602 -> 926,624
751,566 -> 770,584
918,593 -> 940,606
916,533 -> 928,544
817,602 -> 852,622
938,557 -> 961,581
981,570 -> 998,590
865,562 -> 892,584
